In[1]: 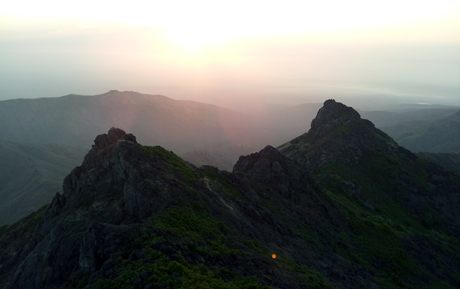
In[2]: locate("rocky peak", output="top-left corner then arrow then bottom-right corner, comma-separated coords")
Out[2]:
60,128 -> 143,213
93,127 -> 137,150
279,99 -> 401,168
81,127 -> 137,167
309,99 -> 365,138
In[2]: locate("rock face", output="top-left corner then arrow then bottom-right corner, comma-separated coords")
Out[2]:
92,127 -> 137,150
1,100 -> 460,289
234,145 -> 317,199
310,99 -> 361,136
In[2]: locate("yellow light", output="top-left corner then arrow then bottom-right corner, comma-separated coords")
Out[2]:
271,253 -> 278,260
2,0 -> 459,48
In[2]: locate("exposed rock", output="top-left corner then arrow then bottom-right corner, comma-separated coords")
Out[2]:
310,99 -> 362,138
279,99 -> 407,168
234,145 -> 316,198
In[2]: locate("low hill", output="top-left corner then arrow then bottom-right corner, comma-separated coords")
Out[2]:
0,90 -> 265,153
382,110 -> 460,153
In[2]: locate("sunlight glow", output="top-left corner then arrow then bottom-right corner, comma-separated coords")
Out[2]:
2,0 -> 460,52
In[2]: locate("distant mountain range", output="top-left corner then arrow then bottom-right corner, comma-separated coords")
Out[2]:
1,90 -> 458,155
0,90 -> 265,152
0,101 -> 458,289
361,106 -> 458,127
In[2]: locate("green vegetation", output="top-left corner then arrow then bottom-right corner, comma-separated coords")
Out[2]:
88,205 -> 340,289
270,255 -> 334,289
200,166 -> 242,198
318,153 -> 431,229
142,146 -> 199,182
322,185 -> 459,289
295,266 -> 335,289
0,225 -> 8,238
9,204 -> 48,232
93,258 -> 271,289
90,206 -> 275,289
309,147 -> 460,288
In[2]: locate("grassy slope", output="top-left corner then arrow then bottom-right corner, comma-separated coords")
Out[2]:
315,155 -> 460,289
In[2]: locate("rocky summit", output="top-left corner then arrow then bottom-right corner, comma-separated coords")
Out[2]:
279,99 -> 402,168
0,100 -> 459,289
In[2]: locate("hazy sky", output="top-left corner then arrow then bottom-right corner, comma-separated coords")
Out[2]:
1,0 -> 459,107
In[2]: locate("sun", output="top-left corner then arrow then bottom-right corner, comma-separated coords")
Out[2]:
163,24 -> 233,54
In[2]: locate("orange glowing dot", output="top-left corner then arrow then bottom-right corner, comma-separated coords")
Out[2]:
271,253 -> 278,260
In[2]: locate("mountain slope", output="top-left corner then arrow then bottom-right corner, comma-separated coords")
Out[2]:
382,110 -> 460,153
0,141 -> 85,224
279,99 -> 460,288
280,99 -> 460,235
418,152 -> 460,173
1,101 -> 459,289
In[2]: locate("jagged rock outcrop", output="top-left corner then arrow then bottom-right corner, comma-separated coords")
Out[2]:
280,99 -> 405,168
233,145 -> 317,199
310,99 -> 362,137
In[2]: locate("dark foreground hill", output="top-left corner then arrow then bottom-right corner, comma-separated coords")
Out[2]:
0,101 -> 459,289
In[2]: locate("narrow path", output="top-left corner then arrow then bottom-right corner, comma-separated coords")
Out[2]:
202,177 -> 235,211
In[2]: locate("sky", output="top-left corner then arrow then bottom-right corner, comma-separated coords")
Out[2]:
1,0 -> 460,107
